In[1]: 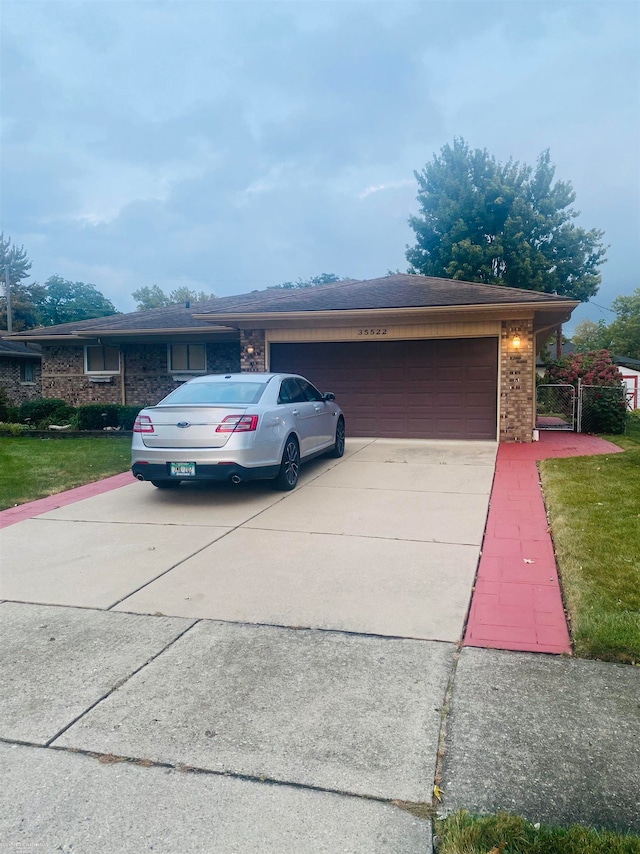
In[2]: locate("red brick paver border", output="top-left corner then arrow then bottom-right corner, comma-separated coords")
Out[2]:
464,432 -> 624,655
0,471 -> 136,530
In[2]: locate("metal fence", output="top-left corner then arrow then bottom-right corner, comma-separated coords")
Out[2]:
537,382 -> 628,433
536,384 -> 576,431
577,384 -> 628,433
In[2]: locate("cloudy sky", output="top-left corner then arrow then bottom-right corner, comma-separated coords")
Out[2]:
2,0 -> 638,330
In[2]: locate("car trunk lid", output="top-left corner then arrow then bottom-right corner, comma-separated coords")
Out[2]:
140,405 -> 250,448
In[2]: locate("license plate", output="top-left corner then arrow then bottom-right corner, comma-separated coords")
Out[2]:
170,462 -> 196,477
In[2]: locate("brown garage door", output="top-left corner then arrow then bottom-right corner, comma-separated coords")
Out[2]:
270,338 -> 498,440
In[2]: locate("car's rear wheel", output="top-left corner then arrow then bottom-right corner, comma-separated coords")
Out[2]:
273,435 -> 300,490
328,417 -> 345,458
151,480 -> 182,489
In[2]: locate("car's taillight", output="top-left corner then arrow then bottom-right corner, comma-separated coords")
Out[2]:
133,414 -> 155,433
216,415 -> 259,433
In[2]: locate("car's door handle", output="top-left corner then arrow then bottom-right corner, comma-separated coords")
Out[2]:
292,409 -> 299,416
314,405 -> 322,411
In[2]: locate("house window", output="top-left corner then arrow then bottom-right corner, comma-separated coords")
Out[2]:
85,345 -> 121,373
20,361 -> 36,384
168,343 -> 206,373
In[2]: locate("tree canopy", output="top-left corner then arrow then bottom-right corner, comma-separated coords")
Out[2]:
571,319 -> 611,353
35,276 -> 119,326
570,290 -> 640,360
0,232 -> 32,288
268,273 -> 346,290
406,138 -> 607,301
608,289 -> 640,360
1,233 -> 35,331
132,285 -> 216,310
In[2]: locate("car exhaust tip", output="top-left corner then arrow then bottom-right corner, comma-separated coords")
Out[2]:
135,474 -> 145,481
230,474 -> 242,484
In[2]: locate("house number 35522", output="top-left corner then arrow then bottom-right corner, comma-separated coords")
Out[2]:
357,328 -> 387,336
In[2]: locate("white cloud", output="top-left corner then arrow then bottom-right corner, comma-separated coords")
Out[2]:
359,180 -> 414,200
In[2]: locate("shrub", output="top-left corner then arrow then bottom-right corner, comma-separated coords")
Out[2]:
0,422 -> 30,436
18,398 -> 76,429
0,384 -> 9,422
117,406 -> 141,431
74,404 -> 121,431
545,350 -> 627,434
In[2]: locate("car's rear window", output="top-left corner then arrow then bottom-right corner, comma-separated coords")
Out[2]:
159,381 -> 268,406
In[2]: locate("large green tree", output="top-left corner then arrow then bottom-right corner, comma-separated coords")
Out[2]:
36,276 -> 119,326
0,281 -> 46,331
132,285 -> 215,310
406,139 -> 607,301
0,233 -> 35,331
571,319 -> 612,353
607,289 -> 640,360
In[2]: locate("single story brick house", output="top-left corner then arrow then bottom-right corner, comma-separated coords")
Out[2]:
0,339 -> 42,406
9,274 -> 578,442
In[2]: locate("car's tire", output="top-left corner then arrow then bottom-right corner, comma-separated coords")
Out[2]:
151,480 -> 182,489
328,417 -> 345,458
273,435 -> 300,490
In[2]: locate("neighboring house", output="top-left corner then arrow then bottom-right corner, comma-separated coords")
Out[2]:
615,356 -> 640,410
536,345 -> 639,410
8,274 -> 578,442
0,339 -> 42,406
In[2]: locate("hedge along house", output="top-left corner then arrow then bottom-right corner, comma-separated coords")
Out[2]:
9,274 -> 578,442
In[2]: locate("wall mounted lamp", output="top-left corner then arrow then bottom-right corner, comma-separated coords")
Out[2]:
511,332 -> 521,349
245,345 -> 255,356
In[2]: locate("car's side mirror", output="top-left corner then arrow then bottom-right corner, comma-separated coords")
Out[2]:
322,392 -> 336,401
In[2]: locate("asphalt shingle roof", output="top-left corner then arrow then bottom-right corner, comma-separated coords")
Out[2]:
0,339 -> 42,358
8,274 -> 576,338
196,274 -> 576,315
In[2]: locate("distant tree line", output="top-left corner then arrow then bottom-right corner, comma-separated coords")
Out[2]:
570,291 -> 640,360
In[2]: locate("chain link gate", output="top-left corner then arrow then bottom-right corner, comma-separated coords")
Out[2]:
536,384 -> 576,431
537,382 -> 628,433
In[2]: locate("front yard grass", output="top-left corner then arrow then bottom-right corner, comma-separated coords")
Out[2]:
435,811 -> 640,854
0,436 -> 131,511
539,419 -> 640,663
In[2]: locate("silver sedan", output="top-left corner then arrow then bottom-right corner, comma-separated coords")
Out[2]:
131,372 -> 345,490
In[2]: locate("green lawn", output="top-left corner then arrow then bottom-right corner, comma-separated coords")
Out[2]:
0,436 -> 131,511
435,811 -> 640,854
539,418 -> 640,663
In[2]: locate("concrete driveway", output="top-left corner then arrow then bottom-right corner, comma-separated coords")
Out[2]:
1,438 -> 497,852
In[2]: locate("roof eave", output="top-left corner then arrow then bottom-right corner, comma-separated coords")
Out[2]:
193,300 -> 579,327
7,325 -> 238,342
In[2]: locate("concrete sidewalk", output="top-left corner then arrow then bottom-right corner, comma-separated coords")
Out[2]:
1,436 -> 638,850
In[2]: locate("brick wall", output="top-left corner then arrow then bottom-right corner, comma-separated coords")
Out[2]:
499,319 -> 535,442
240,330 -> 266,372
0,358 -> 42,407
40,342 -> 241,406
41,346 -> 121,404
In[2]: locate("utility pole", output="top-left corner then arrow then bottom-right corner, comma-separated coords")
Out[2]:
4,266 -> 12,334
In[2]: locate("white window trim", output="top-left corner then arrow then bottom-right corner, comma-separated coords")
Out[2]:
84,344 -> 121,375
167,343 -> 207,377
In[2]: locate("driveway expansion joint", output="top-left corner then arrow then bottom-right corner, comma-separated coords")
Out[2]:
15,741 -> 430,811
45,618 -> 200,747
